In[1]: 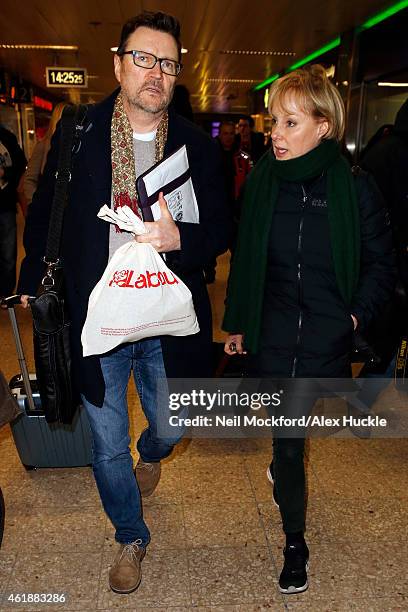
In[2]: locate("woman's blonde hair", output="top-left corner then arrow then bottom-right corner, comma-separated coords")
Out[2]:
268,64 -> 345,141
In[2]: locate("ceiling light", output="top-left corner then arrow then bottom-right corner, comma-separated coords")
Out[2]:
110,45 -> 188,54
206,78 -> 257,84
0,44 -> 78,50
190,94 -> 219,98
220,49 -> 295,56
378,82 -> 408,87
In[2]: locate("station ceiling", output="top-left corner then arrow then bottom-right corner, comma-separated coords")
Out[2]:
0,0 -> 395,113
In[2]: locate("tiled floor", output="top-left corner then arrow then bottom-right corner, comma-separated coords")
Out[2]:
0,219 -> 407,611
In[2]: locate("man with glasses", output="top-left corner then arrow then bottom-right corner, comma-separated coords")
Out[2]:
18,11 -> 229,594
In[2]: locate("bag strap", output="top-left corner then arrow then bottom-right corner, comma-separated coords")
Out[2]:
395,336 -> 407,391
44,104 -> 88,265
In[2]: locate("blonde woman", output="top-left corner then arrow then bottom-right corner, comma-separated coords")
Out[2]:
223,65 -> 395,594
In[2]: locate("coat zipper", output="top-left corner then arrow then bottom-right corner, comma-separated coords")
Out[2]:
291,185 -> 307,377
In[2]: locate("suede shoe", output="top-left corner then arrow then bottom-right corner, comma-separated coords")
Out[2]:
266,461 -> 279,508
279,540 -> 309,594
109,539 -> 145,594
135,459 -> 161,497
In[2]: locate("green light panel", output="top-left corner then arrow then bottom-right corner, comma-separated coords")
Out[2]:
359,0 -> 408,31
286,37 -> 341,72
252,0 -> 408,92
253,73 -> 280,92
252,37 -> 340,92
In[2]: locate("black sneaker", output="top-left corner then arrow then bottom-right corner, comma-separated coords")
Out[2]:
279,540 -> 309,594
266,462 -> 279,508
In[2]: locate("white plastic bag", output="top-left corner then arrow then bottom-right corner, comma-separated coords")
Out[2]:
81,205 -> 199,357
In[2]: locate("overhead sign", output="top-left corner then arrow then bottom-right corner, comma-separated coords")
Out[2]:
46,67 -> 88,88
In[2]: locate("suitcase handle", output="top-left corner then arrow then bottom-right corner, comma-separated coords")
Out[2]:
1,294 -> 36,308
2,294 -> 37,413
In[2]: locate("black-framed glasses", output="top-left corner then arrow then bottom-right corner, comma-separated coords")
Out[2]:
119,50 -> 182,76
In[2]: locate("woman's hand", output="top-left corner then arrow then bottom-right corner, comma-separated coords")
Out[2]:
224,334 -> 246,355
20,295 -> 30,309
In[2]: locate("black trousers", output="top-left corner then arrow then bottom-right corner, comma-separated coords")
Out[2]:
272,436 -> 306,533
267,385 -> 317,534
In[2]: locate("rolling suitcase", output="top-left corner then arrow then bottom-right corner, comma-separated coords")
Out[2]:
0,486 -> 4,548
4,296 -> 93,469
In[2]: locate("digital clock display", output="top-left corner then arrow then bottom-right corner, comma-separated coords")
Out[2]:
46,67 -> 88,88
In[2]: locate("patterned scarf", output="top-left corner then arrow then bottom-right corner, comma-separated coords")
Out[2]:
111,92 -> 168,229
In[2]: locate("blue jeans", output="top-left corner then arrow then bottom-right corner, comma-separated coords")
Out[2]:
81,338 -> 183,546
0,210 -> 17,296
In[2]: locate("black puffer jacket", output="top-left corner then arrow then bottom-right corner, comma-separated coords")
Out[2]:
256,169 -> 395,378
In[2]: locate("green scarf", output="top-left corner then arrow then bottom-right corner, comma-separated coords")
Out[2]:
222,139 -> 360,354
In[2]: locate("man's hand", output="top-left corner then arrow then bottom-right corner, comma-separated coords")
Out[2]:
351,314 -> 358,330
135,192 -> 181,252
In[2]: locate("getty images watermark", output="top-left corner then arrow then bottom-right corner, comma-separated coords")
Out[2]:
156,378 -> 408,438
168,388 -> 282,411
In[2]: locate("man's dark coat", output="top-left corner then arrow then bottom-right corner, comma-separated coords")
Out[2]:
0,126 -> 26,213
18,90 -> 230,406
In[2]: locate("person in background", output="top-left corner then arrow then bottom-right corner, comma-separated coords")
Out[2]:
235,114 -> 266,164
351,100 -> 408,408
18,11 -> 229,595
0,124 -> 27,298
360,123 -> 393,160
223,65 -> 395,595
361,100 -> 408,296
216,121 -> 237,206
22,102 -> 67,206
203,121 -> 237,284
217,121 -> 252,248
203,121 -> 236,284
170,83 -> 194,122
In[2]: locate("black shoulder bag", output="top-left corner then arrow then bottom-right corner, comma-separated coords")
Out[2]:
30,104 -> 87,425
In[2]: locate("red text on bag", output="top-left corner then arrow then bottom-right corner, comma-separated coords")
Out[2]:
109,269 -> 179,288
